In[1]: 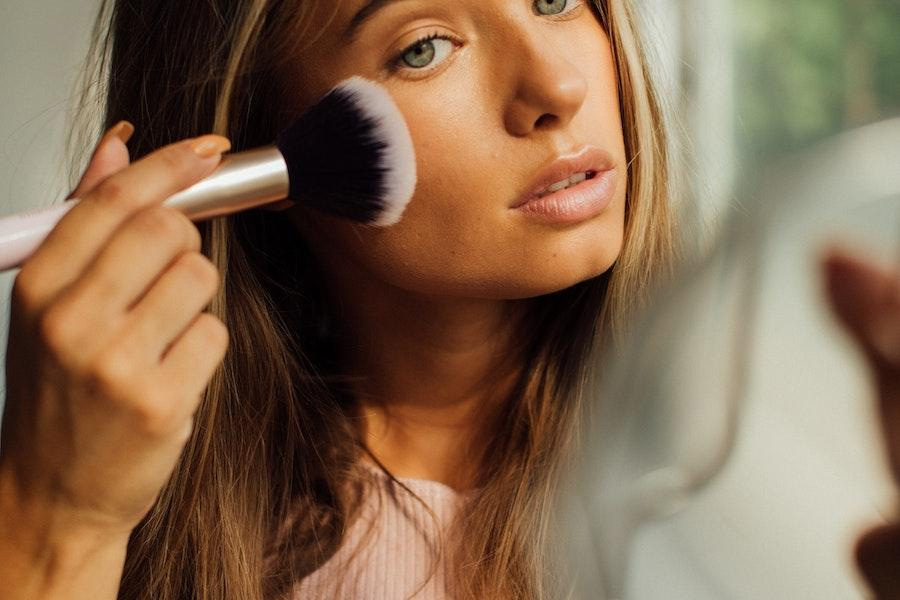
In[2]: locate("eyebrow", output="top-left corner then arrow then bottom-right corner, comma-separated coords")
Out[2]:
341,0 -> 415,41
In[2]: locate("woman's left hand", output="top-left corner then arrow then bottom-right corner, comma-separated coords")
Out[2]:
822,245 -> 900,599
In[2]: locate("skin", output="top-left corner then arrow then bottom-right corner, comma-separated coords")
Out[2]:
273,4 -> 900,594
273,0 -> 628,490
3,0 -> 896,598
1,127 -> 231,599
822,247 -> 900,600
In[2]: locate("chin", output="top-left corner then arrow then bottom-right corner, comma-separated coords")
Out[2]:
477,254 -> 619,300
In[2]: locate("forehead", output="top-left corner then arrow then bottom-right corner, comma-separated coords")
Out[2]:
298,0 -> 608,45
299,0 -> 512,44
301,0 -> 383,39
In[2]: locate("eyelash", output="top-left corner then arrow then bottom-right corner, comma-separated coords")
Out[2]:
387,31 -> 462,79
387,0 -> 587,79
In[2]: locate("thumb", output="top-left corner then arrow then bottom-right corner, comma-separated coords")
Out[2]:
855,522 -> 900,599
821,244 -> 900,367
823,244 -> 900,485
66,120 -> 134,200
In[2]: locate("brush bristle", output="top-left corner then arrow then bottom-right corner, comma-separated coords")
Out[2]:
275,76 -> 417,227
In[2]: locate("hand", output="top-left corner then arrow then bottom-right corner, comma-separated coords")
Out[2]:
0,122 -> 231,543
822,244 -> 900,599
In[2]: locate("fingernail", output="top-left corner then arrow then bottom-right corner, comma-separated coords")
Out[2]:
108,120 -> 134,144
190,135 -> 231,158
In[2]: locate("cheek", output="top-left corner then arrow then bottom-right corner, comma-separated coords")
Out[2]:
341,90 -> 519,290
295,22 -> 628,300
317,151 -> 627,302
336,200 -> 627,300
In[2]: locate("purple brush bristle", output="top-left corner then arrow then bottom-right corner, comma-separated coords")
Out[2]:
275,76 -> 417,227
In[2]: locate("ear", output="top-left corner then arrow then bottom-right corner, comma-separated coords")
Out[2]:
261,199 -> 296,211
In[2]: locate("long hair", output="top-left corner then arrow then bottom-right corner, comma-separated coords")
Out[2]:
65,1 -> 682,598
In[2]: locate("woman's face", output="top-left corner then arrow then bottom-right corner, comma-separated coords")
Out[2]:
279,0 -> 627,300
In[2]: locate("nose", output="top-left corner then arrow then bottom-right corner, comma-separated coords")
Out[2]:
503,27 -> 589,137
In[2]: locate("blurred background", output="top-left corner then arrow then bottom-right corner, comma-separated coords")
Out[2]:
628,1 -> 900,598
1,1 -> 899,597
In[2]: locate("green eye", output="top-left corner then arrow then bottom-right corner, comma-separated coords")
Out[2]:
402,39 -> 437,68
535,0 -> 569,15
394,33 -> 457,72
389,0 -> 584,77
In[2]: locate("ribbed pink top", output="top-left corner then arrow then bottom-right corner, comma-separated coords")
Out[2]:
292,464 -> 474,599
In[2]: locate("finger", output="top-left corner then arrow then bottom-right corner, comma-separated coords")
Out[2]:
822,245 -> 900,365
19,134 -> 230,315
875,363 -> 900,487
122,251 -> 220,364
43,207 -> 203,358
157,312 -> 228,419
823,245 -> 900,484
855,523 -> 900,599
67,121 -> 134,200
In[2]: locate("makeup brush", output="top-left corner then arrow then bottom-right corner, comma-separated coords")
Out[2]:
0,75 -> 417,272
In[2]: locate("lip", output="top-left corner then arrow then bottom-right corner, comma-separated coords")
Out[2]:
512,168 -> 618,224
511,146 -> 617,209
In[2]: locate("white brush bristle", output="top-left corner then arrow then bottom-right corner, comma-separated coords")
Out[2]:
336,76 -> 417,227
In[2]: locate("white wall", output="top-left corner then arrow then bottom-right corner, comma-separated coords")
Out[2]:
0,0 -> 100,400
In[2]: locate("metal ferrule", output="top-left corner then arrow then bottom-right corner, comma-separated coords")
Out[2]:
163,146 -> 290,220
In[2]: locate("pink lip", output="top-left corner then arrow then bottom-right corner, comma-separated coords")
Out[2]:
512,168 -> 618,224
511,146 -> 617,209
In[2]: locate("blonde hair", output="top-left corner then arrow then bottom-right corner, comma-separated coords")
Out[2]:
66,1 -> 682,598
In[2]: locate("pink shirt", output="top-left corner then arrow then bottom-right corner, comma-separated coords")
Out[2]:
292,464 -> 473,599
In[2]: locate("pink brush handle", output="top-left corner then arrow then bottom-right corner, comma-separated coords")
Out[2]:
0,201 -> 78,272
0,147 -> 290,274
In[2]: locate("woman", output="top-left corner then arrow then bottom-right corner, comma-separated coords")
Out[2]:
0,0 -> 895,598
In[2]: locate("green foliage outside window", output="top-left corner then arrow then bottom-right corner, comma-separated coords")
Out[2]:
735,0 -> 900,170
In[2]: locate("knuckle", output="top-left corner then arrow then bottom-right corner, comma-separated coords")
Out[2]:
11,266 -> 42,310
37,302 -> 75,353
129,396 -> 178,437
157,146 -> 190,174
90,177 -> 127,208
173,417 -> 196,445
133,206 -> 185,240
182,218 -> 202,252
195,313 -> 229,349
134,207 -> 200,252
86,347 -> 137,396
176,253 -> 220,292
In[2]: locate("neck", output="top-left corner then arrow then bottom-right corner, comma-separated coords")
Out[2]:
345,296 -> 528,491
302,238 -> 531,492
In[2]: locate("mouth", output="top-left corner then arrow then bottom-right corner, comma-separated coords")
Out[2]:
511,146 -> 616,209
535,170 -> 599,197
